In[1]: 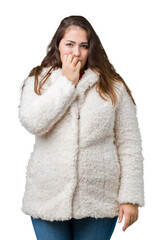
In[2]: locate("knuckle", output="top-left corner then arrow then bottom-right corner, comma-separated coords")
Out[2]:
126,221 -> 130,225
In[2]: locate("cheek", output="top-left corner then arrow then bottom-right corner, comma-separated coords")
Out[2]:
82,52 -> 88,61
59,46 -> 72,61
62,49 -> 72,55
61,51 -> 72,62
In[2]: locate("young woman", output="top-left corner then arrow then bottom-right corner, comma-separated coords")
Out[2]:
18,15 -> 145,240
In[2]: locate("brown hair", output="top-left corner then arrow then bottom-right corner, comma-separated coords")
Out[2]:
20,15 -> 136,106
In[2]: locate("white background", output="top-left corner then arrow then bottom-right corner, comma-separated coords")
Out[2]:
0,0 -> 162,239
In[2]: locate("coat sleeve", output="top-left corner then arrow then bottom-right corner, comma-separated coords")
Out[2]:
18,73 -> 77,136
114,83 -> 145,207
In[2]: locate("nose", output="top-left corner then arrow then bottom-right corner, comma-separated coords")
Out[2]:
73,46 -> 81,57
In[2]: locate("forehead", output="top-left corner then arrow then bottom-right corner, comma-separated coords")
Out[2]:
63,26 -> 88,41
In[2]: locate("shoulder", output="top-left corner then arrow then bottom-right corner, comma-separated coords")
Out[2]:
114,80 -> 135,110
24,67 -> 59,86
114,81 -> 126,101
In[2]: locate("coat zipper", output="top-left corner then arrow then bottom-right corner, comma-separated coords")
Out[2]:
72,97 -> 80,217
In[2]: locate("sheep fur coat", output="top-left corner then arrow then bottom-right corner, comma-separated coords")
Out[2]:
18,67 -> 145,221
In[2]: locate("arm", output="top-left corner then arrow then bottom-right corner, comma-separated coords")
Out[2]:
114,83 -> 145,207
18,72 -> 77,136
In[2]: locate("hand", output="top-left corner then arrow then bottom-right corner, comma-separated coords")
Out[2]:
61,54 -> 81,86
118,203 -> 139,232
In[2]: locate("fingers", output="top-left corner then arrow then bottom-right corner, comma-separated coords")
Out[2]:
76,59 -> 81,70
72,57 -> 80,66
118,206 -> 131,232
118,207 -> 123,223
62,54 -> 68,64
61,54 -> 81,84
123,215 -> 131,232
123,214 -> 138,231
67,54 -> 73,63
118,203 -> 139,232
63,54 -> 80,67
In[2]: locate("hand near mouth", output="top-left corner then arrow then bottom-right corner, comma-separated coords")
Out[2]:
61,54 -> 81,86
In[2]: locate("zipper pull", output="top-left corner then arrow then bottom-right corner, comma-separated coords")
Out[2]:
78,113 -> 80,119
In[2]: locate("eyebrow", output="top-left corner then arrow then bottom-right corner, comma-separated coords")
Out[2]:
66,40 -> 88,44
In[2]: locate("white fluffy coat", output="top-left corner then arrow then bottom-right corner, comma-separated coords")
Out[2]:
18,67 -> 145,221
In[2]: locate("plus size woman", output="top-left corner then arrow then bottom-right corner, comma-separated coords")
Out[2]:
18,15 -> 145,240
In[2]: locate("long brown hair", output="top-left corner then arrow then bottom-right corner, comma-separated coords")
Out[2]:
20,15 -> 136,106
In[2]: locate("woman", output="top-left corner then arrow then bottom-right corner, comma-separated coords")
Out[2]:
18,15 -> 145,239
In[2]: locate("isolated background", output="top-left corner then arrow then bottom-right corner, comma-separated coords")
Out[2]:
0,0 -> 162,239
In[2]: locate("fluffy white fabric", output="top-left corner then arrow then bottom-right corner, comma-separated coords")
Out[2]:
18,67 -> 145,221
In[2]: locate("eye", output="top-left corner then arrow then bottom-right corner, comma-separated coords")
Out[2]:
66,43 -> 73,47
81,45 -> 88,49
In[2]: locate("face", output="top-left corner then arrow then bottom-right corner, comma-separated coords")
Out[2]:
58,26 -> 89,72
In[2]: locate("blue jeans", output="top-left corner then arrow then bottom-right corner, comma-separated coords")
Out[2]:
31,215 -> 118,240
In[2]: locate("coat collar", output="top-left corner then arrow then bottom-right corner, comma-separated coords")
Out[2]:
76,68 -> 99,96
51,67 -> 99,97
